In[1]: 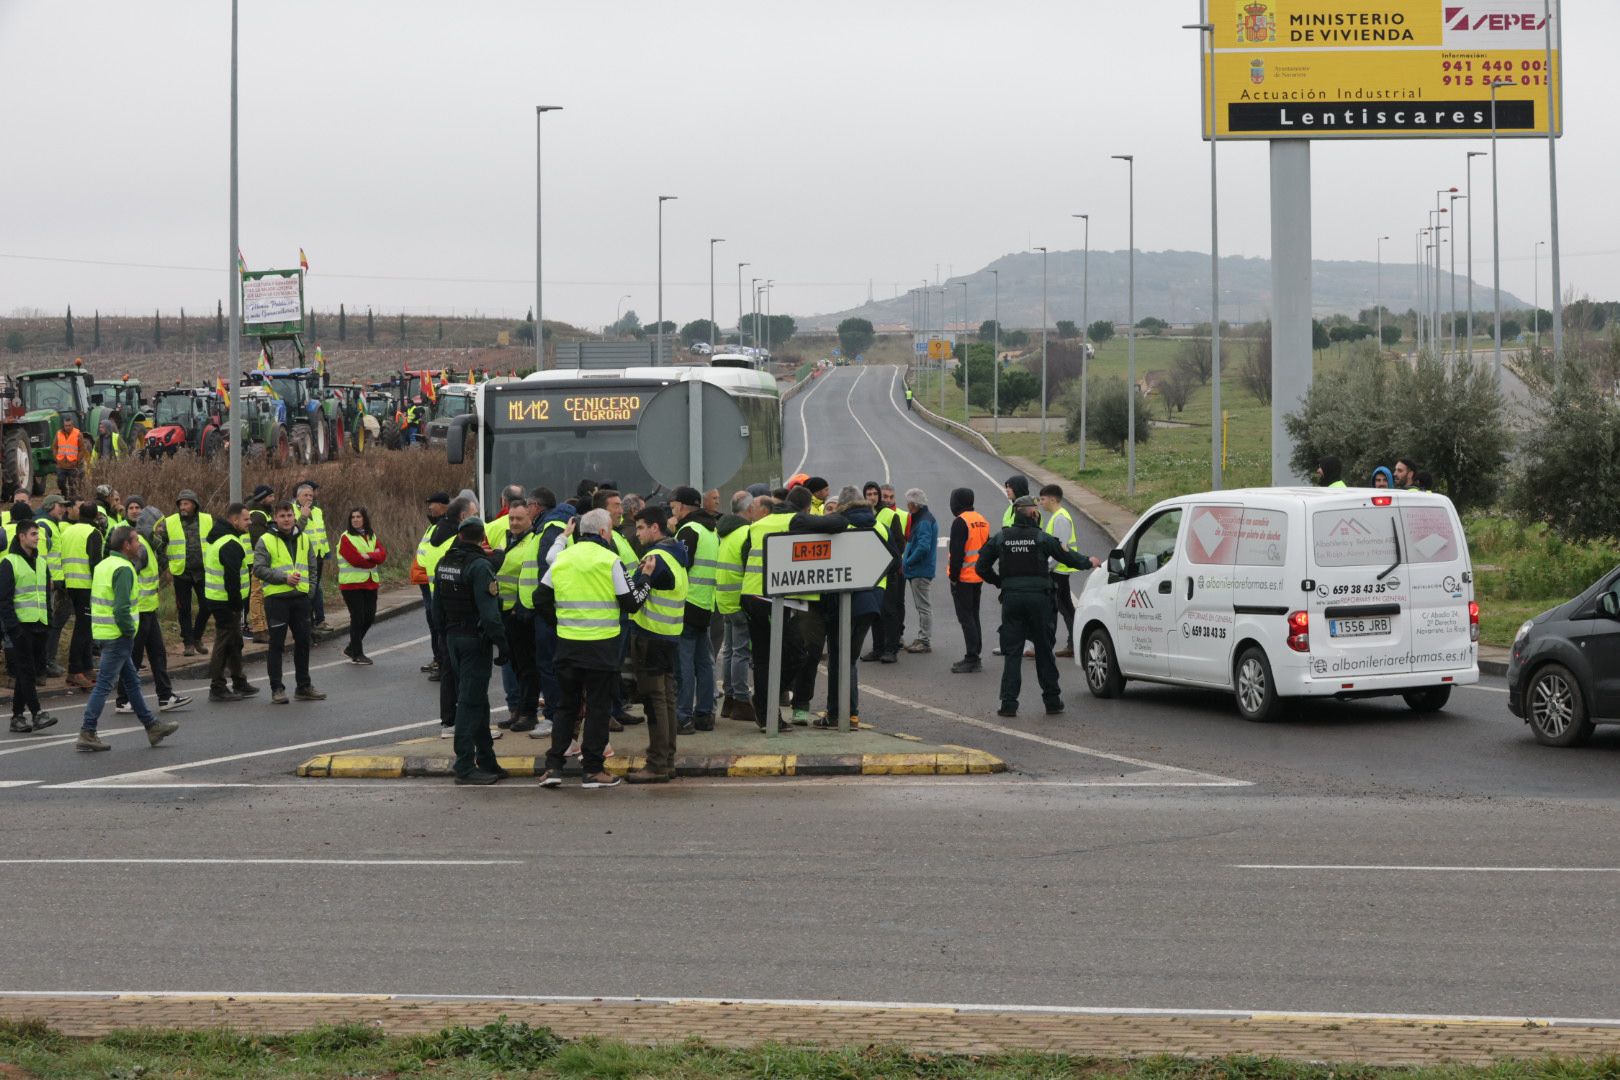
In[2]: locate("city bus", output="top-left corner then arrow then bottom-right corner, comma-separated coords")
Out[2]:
445,365 -> 783,509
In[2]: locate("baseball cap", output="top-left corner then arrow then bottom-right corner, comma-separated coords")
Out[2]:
670,485 -> 702,508
1012,494 -> 1038,510
458,516 -> 486,535
426,491 -> 451,506
39,495 -> 66,510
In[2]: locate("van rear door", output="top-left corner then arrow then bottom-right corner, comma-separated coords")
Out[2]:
1399,501 -> 1475,673
1308,503 -> 1413,680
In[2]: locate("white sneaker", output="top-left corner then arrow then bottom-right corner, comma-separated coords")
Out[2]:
114,703 -> 134,715
565,740 -> 581,758
533,719 -> 554,738
439,726 -> 454,739
489,726 -> 504,740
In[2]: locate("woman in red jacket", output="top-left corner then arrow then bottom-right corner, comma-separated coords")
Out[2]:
337,507 -> 387,664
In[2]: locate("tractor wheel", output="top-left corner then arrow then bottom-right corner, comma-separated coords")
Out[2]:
312,421 -> 328,463
274,428 -> 291,466
290,425 -> 314,465
381,420 -> 402,451
3,431 -> 34,499
202,429 -> 224,461
328,418 -> 344,461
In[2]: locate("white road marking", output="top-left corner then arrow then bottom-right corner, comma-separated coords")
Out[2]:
170,633 -> 433,695
0,780 -> 41,788
841,366 -> 890,485
882,367 -> 1008,493
0,989 -> 1615,1028
790,368 -> 832,477
1460,683 -> 1509,694
0,726 -> 146,757
856,683 -> 1250,786
1238,863 -> 1620,874
0,858 -> 521,866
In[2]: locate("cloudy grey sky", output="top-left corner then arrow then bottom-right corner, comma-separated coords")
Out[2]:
0,0 -> 1602,329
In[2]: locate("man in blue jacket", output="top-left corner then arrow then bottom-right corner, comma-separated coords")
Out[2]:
901,488 -> 937,653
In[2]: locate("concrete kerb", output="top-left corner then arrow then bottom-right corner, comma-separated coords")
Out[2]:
908,385 -> 1512,678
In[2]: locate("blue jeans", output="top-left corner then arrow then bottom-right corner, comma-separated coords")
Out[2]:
82,636 -> 155,733
534,619 -> 561,721
310,560 -> 326,623
501,656 -> 519,713
719,611 -> 751,701
675,629 -> 715,722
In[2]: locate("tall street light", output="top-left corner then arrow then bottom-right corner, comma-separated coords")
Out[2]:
1490,78 -> 1515,381
1072,213 -> 1090,471
1465,150 -> 1485,361
226,0 -> 241,503
1534,240 -> 1547,350
708,238 -> 724,351
1035,247 -> 1048,457
1113,154 -> 1137,496
938,287 -> 948,413
989,269 -> 1000,443
1428,205 -> 1449,349
957,279 -> 969,424
535,105 -> 562,372
1186,19 -> 1222,489
1449,192 -> 1465,361
1431,192 -> 1454,348
1413,229 -> 1426,360
1375,235 -> 1389,355
765,280 -> 774,356
735,262 -> 749,346
750,276 -> 761,349
656,195 -> 676,366
1542,0 -> 1562,366
614,294 -> 632,333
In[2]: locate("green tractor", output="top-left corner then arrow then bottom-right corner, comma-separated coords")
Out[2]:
364,386 -> 403,449
85,375 -> 151,452
0,390 -> 55,497
3,363 -> 103,489
234,386 -> 293,465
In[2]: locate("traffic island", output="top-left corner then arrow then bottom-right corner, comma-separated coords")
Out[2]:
297,721 -> 1004,779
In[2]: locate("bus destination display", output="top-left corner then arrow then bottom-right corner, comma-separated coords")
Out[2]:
493,390 -> 650,428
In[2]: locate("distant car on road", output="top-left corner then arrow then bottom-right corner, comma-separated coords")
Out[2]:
691,342 -> 713,355
1507,566 -> 1620,746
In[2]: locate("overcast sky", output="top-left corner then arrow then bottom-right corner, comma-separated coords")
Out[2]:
0,0 -> 1601,329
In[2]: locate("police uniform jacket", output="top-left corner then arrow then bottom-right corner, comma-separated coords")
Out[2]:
431,539 -> 508,649
977,522 -> 1092,595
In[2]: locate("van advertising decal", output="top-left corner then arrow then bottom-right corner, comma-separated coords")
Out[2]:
1187,506 -> 1289,567
1313,508 -> 1399,566
1310,647 -> 1472,676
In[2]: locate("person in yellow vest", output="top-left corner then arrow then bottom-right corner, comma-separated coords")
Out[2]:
624,508 -> 688,783
1,517 -> 57,733
589,487 -> 640,728
414,491 -> 454,685
35,494 -> 72,678
867,482 -> 909,662
153,488 -> 214,656
203,502 -> 258,702
74,525 -> 179,752
252,500 -> 326,705
1039,483 -> 1083,658
59,501 -> 104,689
669,485 -> 719,733
493,501 -> 541,732
0,487 -> 28,532
483,483 -> 525,553
484,483 -> 526,724
818,487 -> 891,729
293,481 -> 330,630
114,520 -> 191,715
736,493 -> 796,731
244,484 -> 275,643
91,419 -> 122,462
712,490 -> 758,726
336,506 -> 388,665
54,415 -> 87,500
535,507 -> 655,790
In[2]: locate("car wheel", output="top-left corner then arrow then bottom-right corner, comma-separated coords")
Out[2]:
1082,628 -> 1124,699
1526,663 -> 1595,747
1234,646 -> 1281,723
1401,686 -> 1452,713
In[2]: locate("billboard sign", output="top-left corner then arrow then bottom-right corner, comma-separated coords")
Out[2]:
241,269 -> 305,336
1202,0 -> 1561,139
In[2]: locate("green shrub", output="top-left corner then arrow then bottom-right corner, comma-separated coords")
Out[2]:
1069,376 -> 1150,454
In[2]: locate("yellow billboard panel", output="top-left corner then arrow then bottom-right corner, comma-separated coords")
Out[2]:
1203,0 -> 1561,139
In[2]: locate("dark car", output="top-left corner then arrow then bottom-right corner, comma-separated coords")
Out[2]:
1506,565 -> 1620,746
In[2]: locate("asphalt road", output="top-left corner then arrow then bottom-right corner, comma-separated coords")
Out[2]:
0,363 -> 1616,1021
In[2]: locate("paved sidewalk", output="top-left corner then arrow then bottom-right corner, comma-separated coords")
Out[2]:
1,994 -> 1616,1064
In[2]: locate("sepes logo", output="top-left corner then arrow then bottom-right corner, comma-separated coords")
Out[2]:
1237,1 -> 1276,43
1444,7 -> 1548,33
1124,589 -> 1156,610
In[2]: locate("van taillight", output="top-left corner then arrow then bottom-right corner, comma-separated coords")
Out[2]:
1468,600 -> 1479,643
1287,610 -> 1310,653
1372,495 -> 1393,506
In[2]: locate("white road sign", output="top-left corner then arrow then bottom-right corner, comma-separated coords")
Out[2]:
762,531 -> 892,597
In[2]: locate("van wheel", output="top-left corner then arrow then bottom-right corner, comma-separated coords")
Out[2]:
1401,686 -> 1452,713
1526,664 -> 1595,747
1082,629 -> 1124,698
1234,646 -> 1281,722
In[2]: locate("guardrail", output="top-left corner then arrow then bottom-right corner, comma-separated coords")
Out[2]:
908,387 -> 998,456
780,367 -> 816,403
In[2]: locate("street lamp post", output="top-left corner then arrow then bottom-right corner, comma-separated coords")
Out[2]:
736,262 -> 749,346
1186,19 -> 1222,489
614,294 -> 632,332
1490,78 -> 1514,381
1431,192 -> 1453,349
1113,154 -> 1136,496
1072,213 -> 1090,471
765,280 -> 774,356
535,105 -> 562,372
656,195 -> 676,366
708,238 -> 724,351
750,277 -> 761,350
1543,0 -> 1562,366
1413,230 -> 1425,361
1035,247 -> 1048,457
989,269 -> 1000,443
1465,151 -> 1485,361
227,0 -> 241,503
957,280 -> 969,424
1534,240 -> 1547,350
938,287 -> 947,413
1376,235 -> 1389,354
1449,193 -> 1464,362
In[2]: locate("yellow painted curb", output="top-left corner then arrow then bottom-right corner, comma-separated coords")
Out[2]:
729,754 -> 794,777
861,752 -> 941,775
307,755 -> 405,779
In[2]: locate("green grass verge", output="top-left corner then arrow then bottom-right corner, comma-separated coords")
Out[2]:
3,1018 -> 1618,1079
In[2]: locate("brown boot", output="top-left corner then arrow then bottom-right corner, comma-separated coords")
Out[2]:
67,672 -> 94,691
729,699 -> 757,725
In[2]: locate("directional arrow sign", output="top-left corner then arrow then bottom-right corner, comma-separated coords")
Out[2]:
762,530 -> 892,597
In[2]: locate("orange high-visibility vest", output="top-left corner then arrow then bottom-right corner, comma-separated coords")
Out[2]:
55,429 -> 82,467
958,510 -> 990,584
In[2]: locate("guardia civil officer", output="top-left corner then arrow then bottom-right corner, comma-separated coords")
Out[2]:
976,494 -> 1099,718
432,515 -> 511,785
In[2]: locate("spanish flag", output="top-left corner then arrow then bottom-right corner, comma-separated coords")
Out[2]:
215,376 -> 230,409
466,369 -> 475,386
237,247 -> 247,275
420,371 -> 437,404
299,247 -> 309,273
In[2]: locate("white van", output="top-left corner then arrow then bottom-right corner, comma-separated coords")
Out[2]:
1075,487 -> 1479,721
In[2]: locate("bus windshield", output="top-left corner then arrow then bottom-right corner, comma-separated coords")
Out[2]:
485,429 -> 660,502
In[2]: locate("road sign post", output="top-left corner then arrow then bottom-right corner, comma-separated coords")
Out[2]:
761,530 -> 893,735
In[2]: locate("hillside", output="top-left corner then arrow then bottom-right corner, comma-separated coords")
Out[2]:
801,249 -> 1530,332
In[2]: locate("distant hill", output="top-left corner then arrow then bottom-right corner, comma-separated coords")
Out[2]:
800,250 -> 1529,332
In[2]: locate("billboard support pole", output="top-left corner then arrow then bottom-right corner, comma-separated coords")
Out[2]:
1543,0 -> 1562,369
226,0 -> 241,505
1269,139 -> 1311,486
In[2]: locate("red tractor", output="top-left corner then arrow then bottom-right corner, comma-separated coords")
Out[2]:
143,387 -> 227,459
